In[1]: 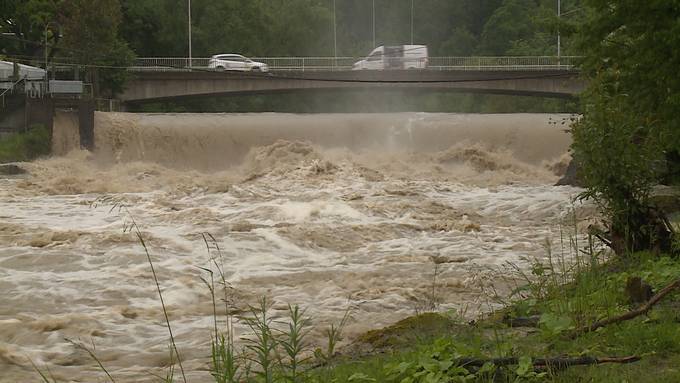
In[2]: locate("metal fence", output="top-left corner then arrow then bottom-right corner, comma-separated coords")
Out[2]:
131,56 -> 579,72
95,98 -> 122,112
1,78 -> 27,109
427,56 -> 578,71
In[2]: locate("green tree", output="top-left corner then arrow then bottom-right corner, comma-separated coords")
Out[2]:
59,0 -> 135,96
572,0 -> 680,254
0,0 -> 60,61
478,0 -> 536,55
120,0 -> 186,57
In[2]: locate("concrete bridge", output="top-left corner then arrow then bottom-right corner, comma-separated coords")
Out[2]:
120,56 -> 585,103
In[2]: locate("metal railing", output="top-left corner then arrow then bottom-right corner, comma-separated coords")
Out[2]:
95,98 -> 122,112
427,56 -> 578,71
0,77 -> 27,109
130,56 -> 580,72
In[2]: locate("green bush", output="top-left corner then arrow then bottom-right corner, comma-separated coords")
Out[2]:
0,124 -> 51,163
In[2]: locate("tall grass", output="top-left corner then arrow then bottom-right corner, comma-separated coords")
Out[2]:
92,198 -> 187,382
125,212 -> 187,383
0,124 -> 50,162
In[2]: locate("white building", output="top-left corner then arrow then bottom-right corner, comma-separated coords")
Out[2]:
0,61 -> 46,87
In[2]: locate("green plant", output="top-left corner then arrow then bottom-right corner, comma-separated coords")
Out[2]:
383,339 -> 478,383
572,0 -> 680,255
0,124 -> 51,163
241,297 -> 278,383
513,357 -> 547,382
277,304 -> 311,382
200,233 -> 241,383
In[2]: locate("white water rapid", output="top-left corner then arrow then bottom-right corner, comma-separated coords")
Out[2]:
0,112 -> 584,382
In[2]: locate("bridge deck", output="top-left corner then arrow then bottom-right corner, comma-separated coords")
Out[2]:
121,69 -> 584,102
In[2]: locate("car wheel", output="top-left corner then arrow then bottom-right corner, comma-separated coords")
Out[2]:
252,66 -> 261,72
217,66 -> 226,72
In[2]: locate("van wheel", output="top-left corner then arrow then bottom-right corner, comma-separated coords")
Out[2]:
217,66 -> 226,72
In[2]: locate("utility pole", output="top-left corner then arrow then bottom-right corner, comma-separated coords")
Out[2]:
44,22 -> 55,94
333,0 -> 337,64
557,0 -> 561,59
188,0 -> 192,68
372,0 -> 376,48
44,24 -> 48,89
410,0 -> 414,45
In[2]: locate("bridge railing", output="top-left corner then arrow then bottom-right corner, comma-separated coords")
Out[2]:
130,56 -> 580,72
129,57 -> 358,71
428,56 -> 579,71
253,57 -> 357,71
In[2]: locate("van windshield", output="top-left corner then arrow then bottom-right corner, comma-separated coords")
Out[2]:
367,52 -> 381,61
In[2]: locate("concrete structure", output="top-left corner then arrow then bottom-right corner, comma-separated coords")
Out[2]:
120,70 -> 584,103
0,61 -> 46,82
1,61 -> 93,150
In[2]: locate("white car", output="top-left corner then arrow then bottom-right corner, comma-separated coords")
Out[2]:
353,45 -> 428,70
208,54 -> 269,72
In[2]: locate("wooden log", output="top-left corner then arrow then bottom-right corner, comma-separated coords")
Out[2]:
570,278 -> 680,338
458,355 -> 640,368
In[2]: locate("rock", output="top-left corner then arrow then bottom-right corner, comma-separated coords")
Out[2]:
0,163 -> 27,175
650,185 -> 680,214
555,159 -> 583,187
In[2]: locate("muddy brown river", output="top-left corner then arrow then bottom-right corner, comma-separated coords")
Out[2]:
0,112 -> 584,382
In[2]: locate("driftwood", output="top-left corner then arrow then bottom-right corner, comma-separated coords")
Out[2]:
458,355 -> 640,369
569,278 -> 680,338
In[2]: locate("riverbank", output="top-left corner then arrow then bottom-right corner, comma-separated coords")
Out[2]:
321,250 -> 680,382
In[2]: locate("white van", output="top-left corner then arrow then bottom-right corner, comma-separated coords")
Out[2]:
352,45 -> 428,70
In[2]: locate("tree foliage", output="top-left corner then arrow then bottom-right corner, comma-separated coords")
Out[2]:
117,0 -> 573,58
3,0 -> 578,102
572,0 -> 680,254
0,0 -> 60,58
59,0 -> 135,96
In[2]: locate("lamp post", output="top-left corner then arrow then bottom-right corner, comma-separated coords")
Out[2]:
410,0 -> 414,45
372,0 -> 375,48
188,0 -> 192,68
333,0 -> 337,62
557,0 -> 561,59
44,21 -> 59,94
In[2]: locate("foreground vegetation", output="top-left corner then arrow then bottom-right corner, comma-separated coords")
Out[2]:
324,251 -> 680,383
0,124 -> 50,163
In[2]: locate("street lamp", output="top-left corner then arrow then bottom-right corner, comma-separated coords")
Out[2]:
188,0 -> 192,68
372,0 -> 375,48
410,0 -> 414,45
557,0 -> 561,58
44,21 -> 59,94
333,0 -> 337,61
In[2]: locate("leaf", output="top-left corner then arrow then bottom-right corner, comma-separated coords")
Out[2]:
515,356 -> 533,377
347,373 -> 376,382
539,312 -> 573,335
